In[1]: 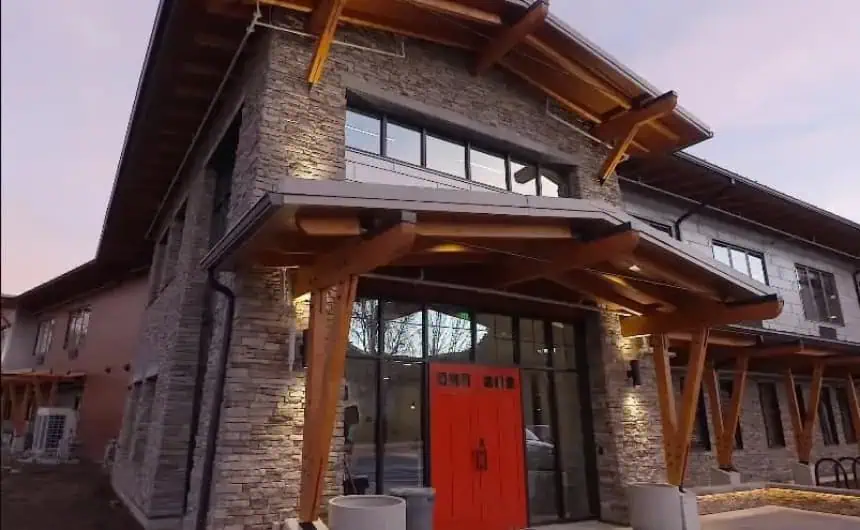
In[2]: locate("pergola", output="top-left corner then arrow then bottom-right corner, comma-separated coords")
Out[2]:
669,331 -> 860,475
201,178 -> 788,522
1,372 -> 86,436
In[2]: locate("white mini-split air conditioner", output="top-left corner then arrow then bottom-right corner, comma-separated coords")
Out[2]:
31,407 -> 77,457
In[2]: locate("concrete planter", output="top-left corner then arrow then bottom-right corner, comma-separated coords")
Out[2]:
328,495 -> 407,530
629,483 -> 701,530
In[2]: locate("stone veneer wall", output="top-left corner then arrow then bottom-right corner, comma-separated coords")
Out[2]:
697,483 -> 860,517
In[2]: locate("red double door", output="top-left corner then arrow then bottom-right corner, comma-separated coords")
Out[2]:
430,363 -> 527,530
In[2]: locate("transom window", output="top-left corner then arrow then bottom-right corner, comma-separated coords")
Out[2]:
345,108 -> 566,196
33,319 -> 55,355
796,264 -> 843,325
712,241 -> 767,284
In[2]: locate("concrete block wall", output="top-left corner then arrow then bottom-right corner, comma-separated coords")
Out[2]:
622,189 -> 860,342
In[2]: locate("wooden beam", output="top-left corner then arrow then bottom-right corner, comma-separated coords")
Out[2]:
620,296 -> 783,337
652,334 -> 678,477
845,374 -> 860,452
474,0 -> 548,75
401,0 -> 502,25
703,363 -> 723,445
783,369 -> 805,461
298,277 -> 358,522
801,363 -> 824,462
593,91 -> 678,141
486,229 -> 639,289
597,124 -> 640,184
669,328 -> 709,485
306,0 -> 347,85
48,380 -> 58,406
292,220 -> 416,296
550,270 -> 653,314
706,355 -> 748,470
823,355 -> 860,367
295,215 -> 575,239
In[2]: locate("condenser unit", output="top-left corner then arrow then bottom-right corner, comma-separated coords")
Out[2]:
31,407 -> 77,458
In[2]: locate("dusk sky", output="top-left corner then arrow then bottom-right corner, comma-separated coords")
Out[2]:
2,0 -> 858,295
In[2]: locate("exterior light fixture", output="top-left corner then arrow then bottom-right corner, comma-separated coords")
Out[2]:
409,402 -> 416,410
627,359 -> 642,387
628,264 -> 642,272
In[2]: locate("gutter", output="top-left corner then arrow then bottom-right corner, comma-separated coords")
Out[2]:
854,270 -> 860,312
672,179 -> 735,241
195,269 -> 236,530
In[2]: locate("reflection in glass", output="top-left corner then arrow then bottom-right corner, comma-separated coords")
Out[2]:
474,314 -> 513,365
426,306 -> 472,361
382,361 -> 424,488
386,122 -> 421,165
550,322 -> 577,369
425,135 -> 466,177
382,302 -> 423,358
522,370 -> 559,523
346,110 -> 381,154
539,168 -> 568,198
554,373 -> 591,519
748,255 -> 766,284
510,160 -> 538,195
730,248 -> 748,275
520,318 -> 548,367
469,148 -> 507,190
344,358 -> 378,493
349,299 -> 380,356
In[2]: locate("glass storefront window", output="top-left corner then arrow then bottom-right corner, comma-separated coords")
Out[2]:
426,134 -> 466,177
469,148 -> 507,190
382,361 -> 424,488
382,302 -> 423,358
522,370 -> 559,523
519,318 -> 548,367
550,322 -> 577,369
553,372 -> 591,520
474,313 -> 514,365
349,299 -> 380,356
344,358 -> 378,493
510,160 -> 538,195
539,168 -> 568,198
427,305 -> 472,361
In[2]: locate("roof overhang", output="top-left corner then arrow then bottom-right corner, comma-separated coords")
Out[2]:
0,371 -> 87,385
202,178 -> 781,337
618,152 -> 860,260
96,0 -> 713,265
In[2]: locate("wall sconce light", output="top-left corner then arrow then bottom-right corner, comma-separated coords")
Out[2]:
627,359 -> 642,387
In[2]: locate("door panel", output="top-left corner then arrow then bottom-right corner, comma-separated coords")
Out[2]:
430,363 -> 527,530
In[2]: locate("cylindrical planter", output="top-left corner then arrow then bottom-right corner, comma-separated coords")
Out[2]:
328,495 -> 406,530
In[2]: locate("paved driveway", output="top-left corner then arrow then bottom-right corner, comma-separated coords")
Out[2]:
701,506 -> 860,530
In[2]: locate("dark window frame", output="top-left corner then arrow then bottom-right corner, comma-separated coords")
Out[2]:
796,264 -> 844,325
345,107 -> 566,197
758,381 -> 786,448
835,386 -> 858,444
719,379 -> 744,450
633,215 -> 674,237
678,375 -> 711,451
711,240 -> 769,285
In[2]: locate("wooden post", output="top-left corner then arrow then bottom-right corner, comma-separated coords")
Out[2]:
784,365 -> 824,463
298,277 -> 359,523
845,374 -> 860,452
652,328 -> 710,486
704,355 -> 748,470
48,380 -> 59,406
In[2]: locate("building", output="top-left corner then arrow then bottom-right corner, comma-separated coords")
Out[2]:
86,1 -> 860,530
0,260 -> 148,461
616,153 -> 860,485
1,295 -> 15,361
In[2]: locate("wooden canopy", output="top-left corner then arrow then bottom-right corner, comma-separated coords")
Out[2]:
1,372 -> 86,435
202,178 -> 781,339
96,0 -> 711,266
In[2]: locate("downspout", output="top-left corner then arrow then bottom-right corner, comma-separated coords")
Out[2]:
195,269 -> 236,530
854,270 -> 860,309
672,179 -> 735,241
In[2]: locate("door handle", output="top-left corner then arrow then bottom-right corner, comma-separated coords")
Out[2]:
475,438 -> 488,471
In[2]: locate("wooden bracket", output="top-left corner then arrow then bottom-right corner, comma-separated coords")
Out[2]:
703,354 -> 748,469
298,276 -> 359,522
596,92 -> 678,184
474,0 -> 548,75
652,328 -> 710,485
292,219 -> 416,296
306,0 -> 347,85
486,228 -> 639,289
784,365 -> 824,463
